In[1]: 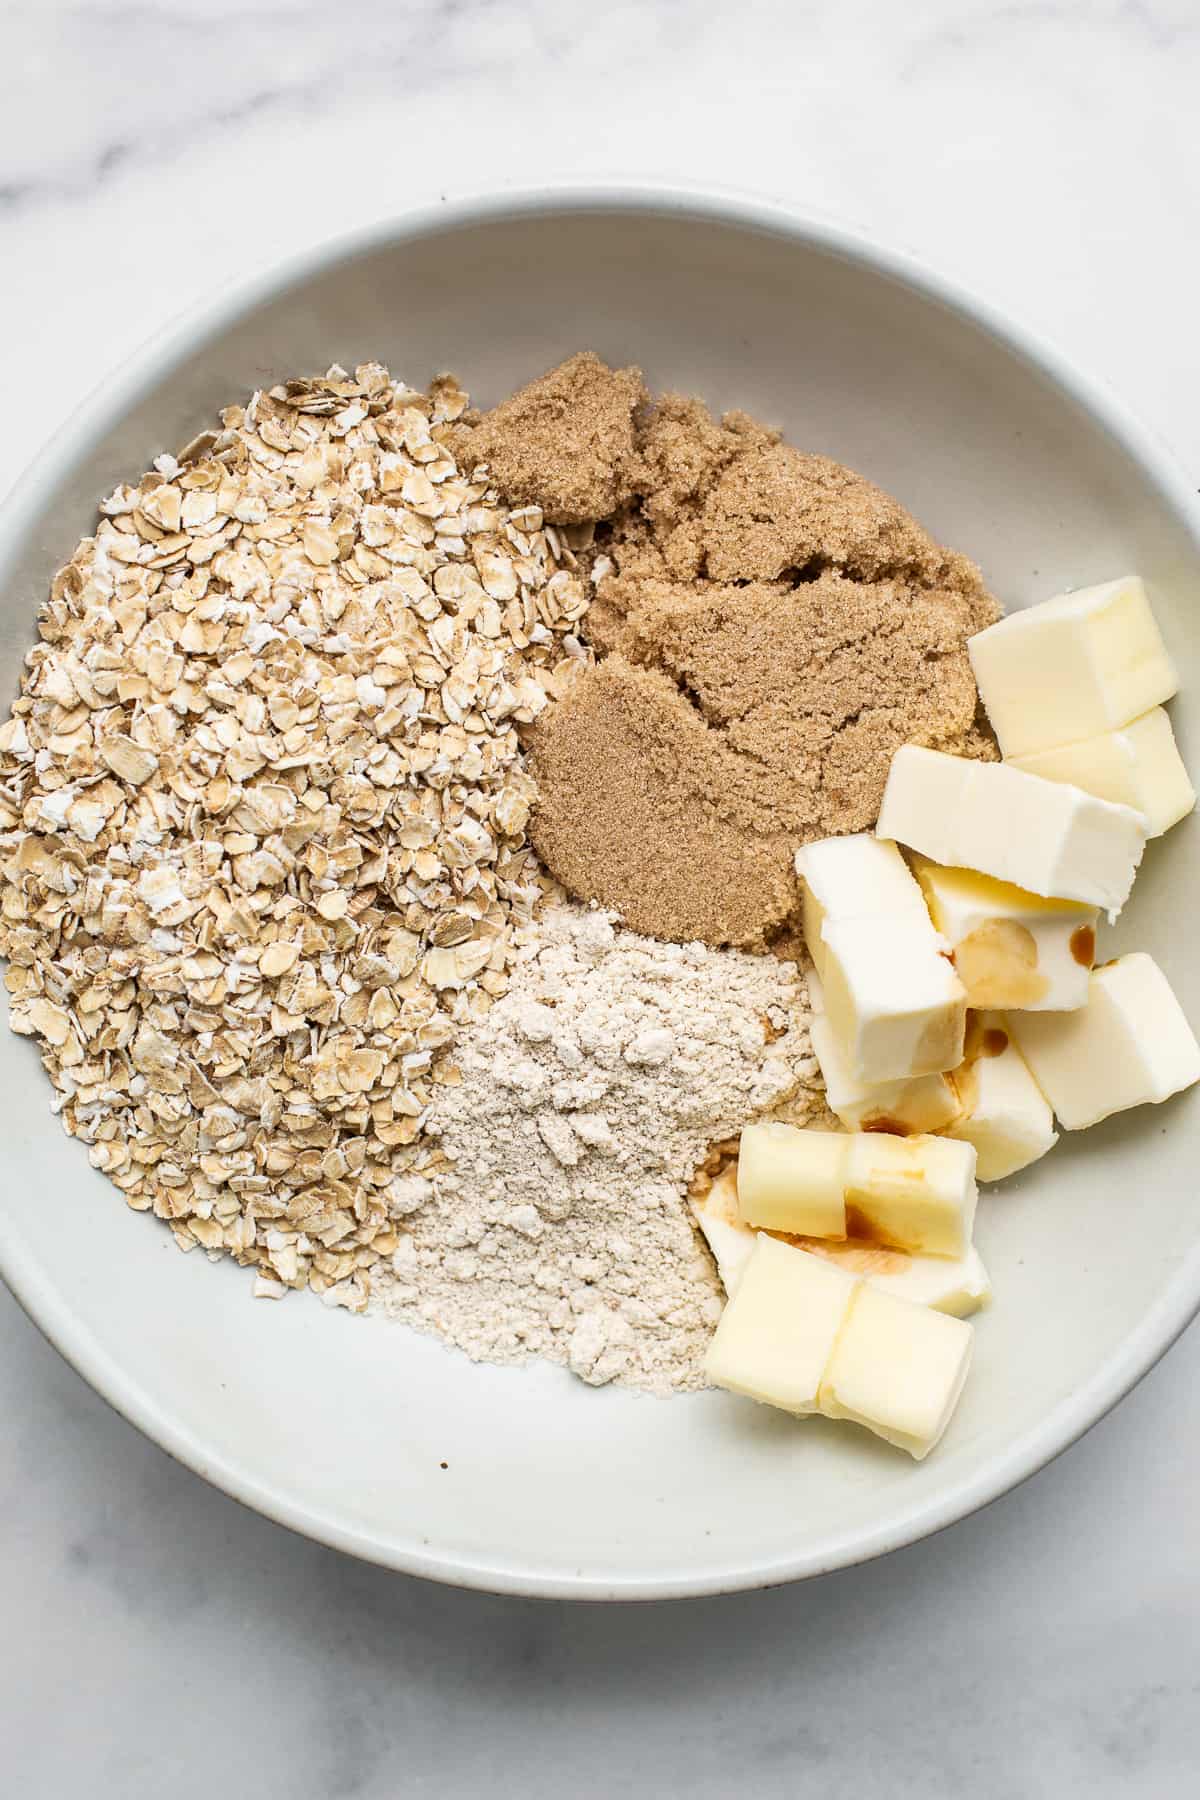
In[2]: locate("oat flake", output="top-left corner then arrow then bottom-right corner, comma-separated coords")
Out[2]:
0,364 -> 589,1308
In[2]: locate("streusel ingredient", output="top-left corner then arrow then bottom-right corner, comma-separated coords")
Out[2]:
375,903 -> 822,1393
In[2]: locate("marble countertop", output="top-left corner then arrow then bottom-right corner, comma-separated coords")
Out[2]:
3,2 -> 1199,1794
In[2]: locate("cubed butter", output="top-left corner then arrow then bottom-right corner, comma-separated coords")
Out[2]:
818,1281 -> 974,1460
810,1012 -> 962,1133
909,854 -> 1098,1011
797,830 -> 967,1081
690,1167 -> 991,1317
876,745 -> 1146,917
843,1132 -> 978,1259
1007,952 -> 1200,1129
944,1013 -> 1058,1180
704,1236 -> 976,1454
737,1120 -> 847,1239
796,834 -> 929,982
1009,707 -> 1195,839
702,1235 -> 859,1414
967,576 -> 1179,758
836,1238 -> 991,1319
820,915 -> 967,1082
736,1121 -> 977,1258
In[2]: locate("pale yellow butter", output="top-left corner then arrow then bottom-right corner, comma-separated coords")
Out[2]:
820,916 -> 967,1083
702,1235 -> 859,1414
809,1012 -> 962,1134
736,1121 -> 977,1258
736,1120 -> 847,1238
691,1167 -> 992,1317
944,1013 -> 1057,1181
877,745 -> 1146,917
1009,706 -> 1195,840
818,1280 -> 974,1460
1007,952 -> 1200,1130
796,832 -> 965,1082
909,854 -> 1098,1012
967,575 -> 1179,759
703,1236 -> 975,1455
795,834 -> 929,983
842,1132 -> 978,1259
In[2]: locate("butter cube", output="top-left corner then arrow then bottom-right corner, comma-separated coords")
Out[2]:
910,854 -> 1098,1011
737,1120 -> 847,1239
833,1239 -> 991,1319
736,1121 -> 977,1258
843,1132 -> 978,1259
703,1235 -> 859,1414
691,1167 -> 991,1317
967,576 -> 1179,758
821,915 -> 967,1082
1007,952 -> 1200,1129
1009,707 -> 1195,839
818,1281 -> 974,1460
810,1013 -> 962,1134
703,1229 -> 977,1454
797,829 -> 967,1081
796,834 -> 929,982
944,1013 -> 1057,1180
876,745 -> 1146,916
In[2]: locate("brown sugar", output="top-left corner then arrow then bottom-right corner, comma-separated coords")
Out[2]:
531,572 -> 996,947
445,351 -> 646,525
600,393 -> 990,596
529,654 -> 799,951
460,357 -> 1002,949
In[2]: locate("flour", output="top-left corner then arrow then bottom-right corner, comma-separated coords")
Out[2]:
372,904 -> 820,1394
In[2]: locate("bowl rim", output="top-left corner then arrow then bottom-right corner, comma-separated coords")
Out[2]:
2,180 -> 1199,1601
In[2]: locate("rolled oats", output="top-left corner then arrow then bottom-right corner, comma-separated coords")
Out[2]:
0,364 -> 589,1308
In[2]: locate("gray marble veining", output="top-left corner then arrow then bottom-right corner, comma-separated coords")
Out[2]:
2,2 -> 1200,1795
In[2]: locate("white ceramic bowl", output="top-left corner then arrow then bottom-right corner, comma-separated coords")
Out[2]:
2,188 -> 1199,1599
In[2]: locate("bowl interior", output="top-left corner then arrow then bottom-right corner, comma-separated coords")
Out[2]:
2,198 -> 1198,1597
